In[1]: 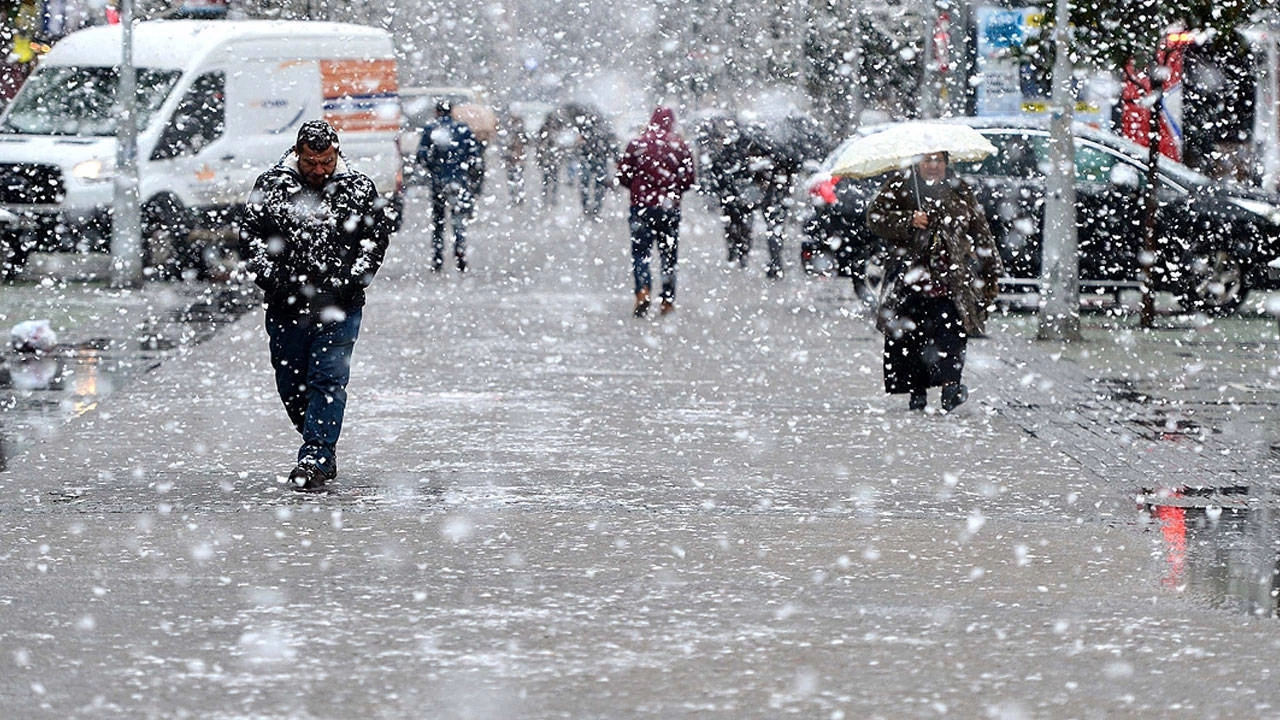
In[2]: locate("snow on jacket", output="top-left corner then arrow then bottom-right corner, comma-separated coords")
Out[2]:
617,107 -> 696,208
241,150 -> 393,315
417,114 -> 483,187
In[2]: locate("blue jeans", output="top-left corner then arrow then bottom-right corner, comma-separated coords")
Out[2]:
630,206 -> 680,304
265,308 -> 362,469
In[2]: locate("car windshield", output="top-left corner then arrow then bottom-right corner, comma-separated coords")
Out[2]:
0,65 -> 181,136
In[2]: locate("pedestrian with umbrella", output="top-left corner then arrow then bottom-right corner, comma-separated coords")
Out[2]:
853,122 -> 1003,413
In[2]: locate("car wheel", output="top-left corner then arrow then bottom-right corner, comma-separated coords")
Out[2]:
804,247 -> 839,277
1178,248 -> 1247,315
856,251 -> 888,303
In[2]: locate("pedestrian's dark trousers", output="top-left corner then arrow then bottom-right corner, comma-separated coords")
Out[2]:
630,206 -> 680,303
722,201 -> 752,265
762,192 -> 788,275
882,294 -> 966,394
430,180 -> 473,264
265,307 -> 362,468
580,157 -> 608,216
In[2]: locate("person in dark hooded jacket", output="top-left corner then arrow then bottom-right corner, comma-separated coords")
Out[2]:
617,106 -> 696,317
241,120 -> 394,490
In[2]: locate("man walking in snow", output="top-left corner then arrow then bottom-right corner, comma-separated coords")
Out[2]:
617,106 -> 696,317
241,120 -> 395,491
418,100 -> 484,272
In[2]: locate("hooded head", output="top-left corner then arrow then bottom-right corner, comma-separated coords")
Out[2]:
647,106 -> 676,135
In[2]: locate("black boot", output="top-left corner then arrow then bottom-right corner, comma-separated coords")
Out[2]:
288,457 -> 336,492
941,383 -> 968,413
908,390 -> 927,411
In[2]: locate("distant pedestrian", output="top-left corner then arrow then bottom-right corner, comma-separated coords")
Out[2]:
418,100 -> 483,272
499,110 -> 529,205
617,106 -> 696,317
534,109 -> 570,209
575,111 -> 616,218
866,151 -> 1002,413
241,119 -> 394,490
701,118 -> 768,271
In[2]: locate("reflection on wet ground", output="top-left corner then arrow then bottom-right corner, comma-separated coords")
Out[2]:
1143,490 -> 1280,618
0,285 -> 251,470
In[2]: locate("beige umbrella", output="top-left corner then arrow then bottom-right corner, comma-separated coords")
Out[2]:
830,121 -> 997,178
452,102 -> 498,143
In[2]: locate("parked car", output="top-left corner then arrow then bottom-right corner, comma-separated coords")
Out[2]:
799,116 -> 1280,314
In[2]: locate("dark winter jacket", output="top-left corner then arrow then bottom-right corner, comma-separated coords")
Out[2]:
617,107 -> 696,208
417,114 -> 483,188
703,122 -> 779,209
866,169 -> 1003,336
241,151 -> 393,316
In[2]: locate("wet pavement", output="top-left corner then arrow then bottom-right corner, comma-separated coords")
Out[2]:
4,188 -> 1280,718
0,277 -> 251,468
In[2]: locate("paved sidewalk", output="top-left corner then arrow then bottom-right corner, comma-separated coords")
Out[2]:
2,193 -> 1280,719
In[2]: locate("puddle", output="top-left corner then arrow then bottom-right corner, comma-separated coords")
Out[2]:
1142,488 -> 1280,618
0,285 -> 251,468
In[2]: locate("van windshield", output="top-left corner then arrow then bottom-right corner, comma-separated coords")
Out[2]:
0,65 -> 181,136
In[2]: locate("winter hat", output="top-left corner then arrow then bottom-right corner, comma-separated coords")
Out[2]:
297,120 -> 340,152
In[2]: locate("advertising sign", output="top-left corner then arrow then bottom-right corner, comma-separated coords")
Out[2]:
974,6 -> 1045,116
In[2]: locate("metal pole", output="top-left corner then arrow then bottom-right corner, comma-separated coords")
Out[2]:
1139,73 -> 1165,329
1261,23 -> 1280,194
110,0 -> 142,288
1037,0 -> 1080,341
919,0 -> 938,118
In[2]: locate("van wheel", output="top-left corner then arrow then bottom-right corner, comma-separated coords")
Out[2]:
141,196 -> 193,280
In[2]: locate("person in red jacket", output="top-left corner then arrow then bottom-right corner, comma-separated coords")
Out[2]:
617,106 -> 696,317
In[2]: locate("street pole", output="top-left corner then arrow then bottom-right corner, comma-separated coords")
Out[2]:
1037,0 -> 1080,341
110,0 -> 142,288
1258,20 -> 1280,195
919,0 -> 939,119
1139,70 -> 1165,329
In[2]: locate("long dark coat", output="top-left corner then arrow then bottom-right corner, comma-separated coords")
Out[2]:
865,170 -> 1003,336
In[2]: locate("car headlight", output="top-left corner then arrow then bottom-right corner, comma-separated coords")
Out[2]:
1227,196 -> 1280,225
71,159 -> 113,182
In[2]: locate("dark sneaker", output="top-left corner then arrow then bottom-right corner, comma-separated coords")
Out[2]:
456,255 -> 468,273
288,459 -> 336,492
908,390 -> 927,411
288,463 -> 324,491
941,383 -> 968,413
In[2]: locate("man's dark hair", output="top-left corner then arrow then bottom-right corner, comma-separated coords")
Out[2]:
435,99 -> 452,116
297,120 -> 340,152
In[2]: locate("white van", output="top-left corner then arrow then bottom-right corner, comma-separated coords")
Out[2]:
0,19 -> 403,278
